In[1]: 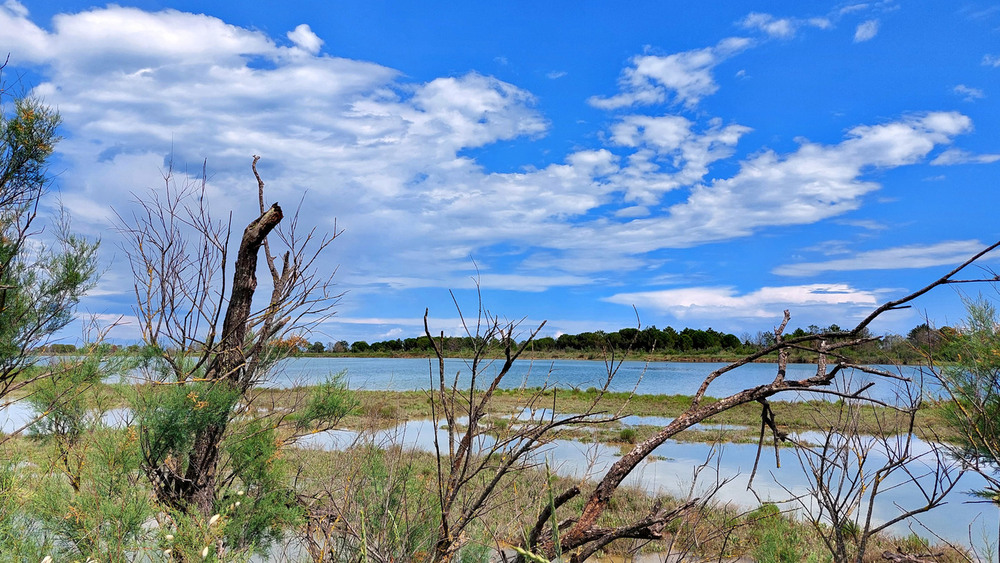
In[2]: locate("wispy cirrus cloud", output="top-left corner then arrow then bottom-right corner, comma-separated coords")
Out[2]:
773,240 -> 987,277
739,12 -> 830,39
953,84 -> 986,101
604,284 -> 879,319
930,148 -> 1000,165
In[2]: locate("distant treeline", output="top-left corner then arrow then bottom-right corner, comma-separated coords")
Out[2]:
277,322 -> 961,362
345,325 -> 748,356
39,322 -> 960,363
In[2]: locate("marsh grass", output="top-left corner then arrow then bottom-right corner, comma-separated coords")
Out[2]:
276,388 -> 951,445
0,377 -> 967,562
289,441 -> 968,562
14,380 -> 951,442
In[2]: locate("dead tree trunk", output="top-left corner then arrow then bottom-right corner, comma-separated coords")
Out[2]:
151,202 -> 283,516
121,156 -> 339,530
204,202 -> 283,387
182,203 -> 282,516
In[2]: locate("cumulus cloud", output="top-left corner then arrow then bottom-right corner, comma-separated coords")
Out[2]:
607,115 -> 751,203
984,54 -> 1000,67
588,37 -> 752,109
0,5 -> 980,303
555,112 -> 970,252
287,24 -> 323,54
854,19 -> 879,42
773,240 -> 987,277
604,284 -> 879,319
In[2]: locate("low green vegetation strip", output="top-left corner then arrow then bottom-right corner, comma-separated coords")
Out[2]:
0,379 -> 967,562
258,386 -> 954,444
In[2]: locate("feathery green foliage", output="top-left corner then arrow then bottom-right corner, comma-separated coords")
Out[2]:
132,380 -> 241,468
296,370 -> 358,429
0,92 -> 99,398
937,298 -> 1000,501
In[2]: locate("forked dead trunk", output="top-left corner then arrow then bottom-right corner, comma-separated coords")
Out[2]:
154,202 -> 283,516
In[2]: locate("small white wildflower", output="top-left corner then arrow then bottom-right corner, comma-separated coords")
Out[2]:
237,490 -> 244,496
164,549 -> 172,556
202,546 -> 210,558
41,557 -> 53,563
208,513 -> 221,526
165,534 -> 174,541
234,501 -> 241,508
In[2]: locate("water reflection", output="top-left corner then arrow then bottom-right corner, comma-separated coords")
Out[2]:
0,402 -> 35,434
261,357 -> 926,403
0,403 -> 131,434
299,417 -> 998,553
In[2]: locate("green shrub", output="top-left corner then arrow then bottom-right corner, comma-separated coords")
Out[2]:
618,428 -> 638,444
296,371 -> 357,428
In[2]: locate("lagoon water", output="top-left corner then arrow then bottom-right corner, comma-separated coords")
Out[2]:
277,357 -> 994,553
297,414 -> 998,556
7,356 -> 990,555
263,356 -> 928,402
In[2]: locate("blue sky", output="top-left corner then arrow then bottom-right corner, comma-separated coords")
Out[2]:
2,1 -> 999,345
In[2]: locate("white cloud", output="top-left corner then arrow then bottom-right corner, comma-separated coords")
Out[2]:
741,13 -> 796,38
839,4 -> 870,16
930,148 -> 1000,165
984,54 -> 1000,67
608,115 -> 751,203
559,112 -> 970,251
474,273 -> 593,291
546,70 -> 567,79
854,19 -> 879,42
2,0 -> 27,17
287,24 -> 323,54
605,284 -> 879,319
614,206 -> 649,218
0,1 -> 53,61
0,5 -> 979,303
833,219 -> 886,231
953,84 -> 986,101
329,316 -> 427,326
739,13 -> 831,39
773,240 -> 986,277
379,328 -> 405,339
588,37 -> 753,109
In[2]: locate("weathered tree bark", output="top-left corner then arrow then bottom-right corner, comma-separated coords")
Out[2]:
163,202 -> 283,516
204,202 -> 283,388
547,374 -> 804,560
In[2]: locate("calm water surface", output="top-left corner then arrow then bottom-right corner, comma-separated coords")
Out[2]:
264,356 -> 927,402
6,357 -> 985,554
297,415 -> 998,555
